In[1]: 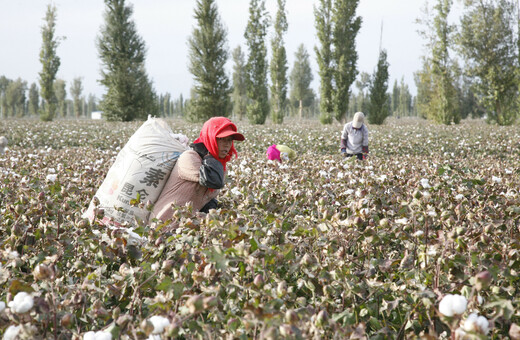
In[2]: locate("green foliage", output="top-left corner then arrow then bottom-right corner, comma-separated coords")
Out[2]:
315,0 -> 361,124
332,0 -> 361,123
39,4 -> 61,122
314,0 -> 334,124
28,83 -> 40,117
416,0 -> 460,125
97,0 -> 157,121
290,44 -> 314,119
368,49 -> 390,125
231,46 -> 247,121
245,0 -> 270,125
269,0 -> 289,125
187,0 -> 231,122
0,76 -> 9,119
4,78 -> 27,118
54,79 -> 67,118
70,77 -> 83,118
458,0 -> 519,125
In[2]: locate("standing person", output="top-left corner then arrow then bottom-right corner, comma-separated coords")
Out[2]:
340,111 -> 369,160
153,117 -> 244,221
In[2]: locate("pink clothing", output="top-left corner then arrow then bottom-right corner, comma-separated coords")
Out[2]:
152,150 -> 220,221
266,144 -> 281,161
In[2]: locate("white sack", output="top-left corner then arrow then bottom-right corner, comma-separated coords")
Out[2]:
83,117 -> 188,226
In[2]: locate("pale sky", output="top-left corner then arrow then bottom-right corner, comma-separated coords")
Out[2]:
0,0 -> 463,100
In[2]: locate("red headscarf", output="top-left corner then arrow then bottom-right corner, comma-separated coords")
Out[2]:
193,117 -> 243,171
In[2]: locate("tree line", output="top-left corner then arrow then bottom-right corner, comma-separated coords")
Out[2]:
1,0 -> 517,125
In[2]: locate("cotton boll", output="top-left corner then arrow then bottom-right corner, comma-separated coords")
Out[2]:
451,294 -> 468,315
454,328 -> 467,339
96,332 -> 112,340
0,301 -> 5,313
4,325 -> 21,340
395,218 -> 408,225
8,292 -> 34,314
463,313 -> 489,335
83,331 -> 112,340
438,294 -> 467,317
463,313 -> 479,332
420,178 -> 431,188
477,295 -> 484,305
149,315 -> 170,334
438,295 -> 455,317
46,174 -> 58,182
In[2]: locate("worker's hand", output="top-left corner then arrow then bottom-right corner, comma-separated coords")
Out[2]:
362,146 -> 369,154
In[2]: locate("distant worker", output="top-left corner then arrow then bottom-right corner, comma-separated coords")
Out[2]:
266,144 -> 296,162
0,136 -> 8,154
340,112 -> 369,160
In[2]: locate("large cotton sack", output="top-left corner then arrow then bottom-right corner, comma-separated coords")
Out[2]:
83,117 -> 188,226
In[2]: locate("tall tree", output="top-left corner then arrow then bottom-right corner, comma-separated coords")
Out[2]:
416,0 -> 459,124
458,0 -> 518,125
97,0 -> 157,121
163,93 -> 171,117
5,79 -> 27,117
391,80 -> 399,114
270,0 -> 288,124
28,83 -> 40,116
398,78 -> 412,116
54,79 -> 67,118
290,44 -> 314,119
332,0 -> 361,123
86,94 -> 97,117
231,46 -> 247,120
39,4 -> 61,122
70,77 -> 83,118
187,0 -> 231,122
368,49 -> 390,124
314,0 -> 334,124
431,0 -> 460,124
245,0 -> 270,124
0,76 -> 10,119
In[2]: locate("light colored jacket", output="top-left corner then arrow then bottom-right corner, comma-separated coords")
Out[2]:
152,150 -> 220,221
341,122 -> 368,154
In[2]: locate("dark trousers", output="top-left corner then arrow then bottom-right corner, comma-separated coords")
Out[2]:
345,153 -> 364,160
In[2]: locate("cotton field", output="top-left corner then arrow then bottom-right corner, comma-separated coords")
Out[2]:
0,117 -> 519,339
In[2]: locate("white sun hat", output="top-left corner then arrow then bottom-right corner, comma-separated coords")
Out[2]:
352,112 -> 365,128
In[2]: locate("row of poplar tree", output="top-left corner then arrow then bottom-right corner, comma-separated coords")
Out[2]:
2,0 -> 517,125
